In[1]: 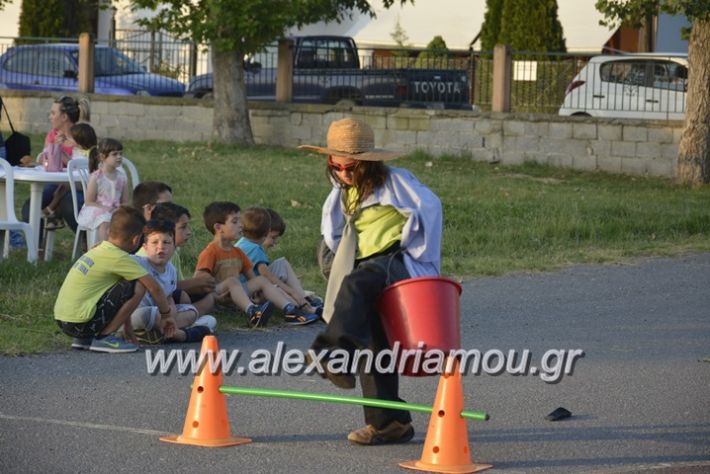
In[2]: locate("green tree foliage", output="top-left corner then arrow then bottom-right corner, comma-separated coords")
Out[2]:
390,16 -> 410,48
498,0 -> 566,52
596,0 -> 710,185
389,16 -> 413,68
123,0 -> 411,144
414,35 -> 451,69
480,0 -> 504,51
18,0 -> 97,39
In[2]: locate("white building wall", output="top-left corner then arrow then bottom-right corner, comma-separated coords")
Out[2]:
0,0 -> 21,37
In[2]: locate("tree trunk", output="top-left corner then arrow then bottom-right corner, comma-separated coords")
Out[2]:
211,48 -> 254,145
676,19 -> 710,185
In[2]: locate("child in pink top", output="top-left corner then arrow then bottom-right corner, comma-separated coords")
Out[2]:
77,138 -> 130,243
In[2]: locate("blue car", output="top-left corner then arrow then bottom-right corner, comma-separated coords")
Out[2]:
0,43 -> 185,97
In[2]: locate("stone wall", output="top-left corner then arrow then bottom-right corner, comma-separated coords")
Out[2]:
1,90 -> 683,178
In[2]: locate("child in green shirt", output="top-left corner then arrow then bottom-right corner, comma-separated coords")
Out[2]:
54,206 -> 177,353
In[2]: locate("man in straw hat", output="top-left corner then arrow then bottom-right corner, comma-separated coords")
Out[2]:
299,117 -> 442,445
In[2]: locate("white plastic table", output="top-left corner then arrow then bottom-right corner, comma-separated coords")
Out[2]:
0,166 -> 79,261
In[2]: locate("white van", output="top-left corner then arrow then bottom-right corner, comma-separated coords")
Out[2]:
559,54 -> 688,120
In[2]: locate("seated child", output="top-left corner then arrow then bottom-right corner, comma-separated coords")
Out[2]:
146,202 -> 216,316
128,219 -> 216,344
236,207 -> 320,325
263,208 -> 323,309
76,138 -> 131,243
195,201 -> 311,327
132,181 -> 173,220
53,206 -> 176,353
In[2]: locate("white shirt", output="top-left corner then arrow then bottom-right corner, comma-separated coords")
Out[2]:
321,166 -> 442,277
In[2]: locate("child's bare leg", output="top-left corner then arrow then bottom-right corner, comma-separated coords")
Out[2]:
192,293 -> 215,316
167,306 -> 199,342
178,290 -> 191,304
46,185 -> 69,213
217,277 -> 252,311
279,259 -> 307,297
248,276 -> 292,309
100,282 -> 146,338
174,306 -> 198,328
96,222 -> 109,243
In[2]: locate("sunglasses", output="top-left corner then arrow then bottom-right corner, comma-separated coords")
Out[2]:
328,157 -> 357,172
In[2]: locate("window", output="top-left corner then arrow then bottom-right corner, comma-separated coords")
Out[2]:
652,60 -> 687,91
600,60 -> 649,86
93,48 -> 144,76
3,49 -> 36,74
35,50 -> 74,77
296,38 -> 357,69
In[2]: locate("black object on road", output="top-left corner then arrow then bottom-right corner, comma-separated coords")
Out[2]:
545,407 -> 572,421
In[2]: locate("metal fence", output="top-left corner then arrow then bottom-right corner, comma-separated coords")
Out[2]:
0,33 -> 689,118
555,53 -> 687,120
471,52 -> 591,114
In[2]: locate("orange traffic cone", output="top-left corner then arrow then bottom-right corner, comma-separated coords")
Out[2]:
400,358 -> 492,473
161,335 -> 251,447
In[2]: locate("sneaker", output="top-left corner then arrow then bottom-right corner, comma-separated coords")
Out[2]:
89,335 -> 138,353
305,295 -> 324,308
193,315 -> 217,332
9,230 -> 26,249
134,328 -> 164,345
182,325 -> 211,343
247,301 -> 273,328
71,336 -> 93,350
284,307 -> 320,326
347,421 -> 414,446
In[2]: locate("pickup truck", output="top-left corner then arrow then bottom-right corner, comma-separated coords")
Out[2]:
187,36 -> 471,109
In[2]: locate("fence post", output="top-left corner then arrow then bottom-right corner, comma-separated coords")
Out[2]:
149,30 -> 156,72
78,33 -> 95,94
468,48 -> 477,105
492,44 -> 511,113
189,42 -> 198,79
276,38 -> 294,103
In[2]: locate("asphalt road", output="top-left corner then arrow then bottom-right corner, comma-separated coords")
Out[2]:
1,254 -> 709,474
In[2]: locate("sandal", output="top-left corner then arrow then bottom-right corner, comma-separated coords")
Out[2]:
42,208 -> 65,230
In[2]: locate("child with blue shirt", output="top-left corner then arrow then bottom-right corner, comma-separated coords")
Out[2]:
235,207 -> 320,326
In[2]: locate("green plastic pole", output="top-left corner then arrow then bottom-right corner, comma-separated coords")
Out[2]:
219,385 -> 489,421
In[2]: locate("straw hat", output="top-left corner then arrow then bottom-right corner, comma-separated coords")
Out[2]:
298,118 -> 401,161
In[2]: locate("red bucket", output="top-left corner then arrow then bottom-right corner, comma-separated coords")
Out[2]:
378,276 -> 462,376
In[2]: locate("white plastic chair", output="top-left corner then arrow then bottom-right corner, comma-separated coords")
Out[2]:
67,158 -> 98,260
0,160 -> 37,263
120,157 -> 141,190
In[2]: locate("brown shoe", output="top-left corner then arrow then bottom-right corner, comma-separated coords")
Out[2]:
347,421 -> 414,446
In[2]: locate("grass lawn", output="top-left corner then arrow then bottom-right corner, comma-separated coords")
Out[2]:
2,134 -> 709,355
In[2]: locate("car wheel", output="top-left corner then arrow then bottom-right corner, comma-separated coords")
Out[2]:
325,88 -> 362,105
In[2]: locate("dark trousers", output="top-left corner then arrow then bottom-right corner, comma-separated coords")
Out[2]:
312,249 -> 411,429
22,185 -> 83,233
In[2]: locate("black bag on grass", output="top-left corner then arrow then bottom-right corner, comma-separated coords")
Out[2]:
0,96 -> 31,166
